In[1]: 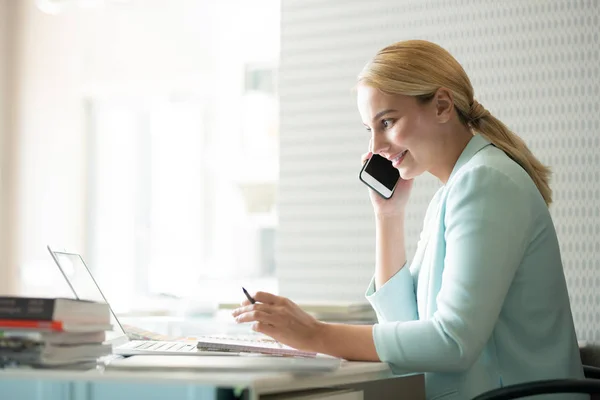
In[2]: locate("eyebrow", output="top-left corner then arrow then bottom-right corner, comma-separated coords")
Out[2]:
370,109 -> 397,123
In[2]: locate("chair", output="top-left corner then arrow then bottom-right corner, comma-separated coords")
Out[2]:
472,343 -> 600,399
471,377 -> 600,400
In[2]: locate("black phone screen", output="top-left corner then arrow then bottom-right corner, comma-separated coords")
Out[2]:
364,154 -> 400,190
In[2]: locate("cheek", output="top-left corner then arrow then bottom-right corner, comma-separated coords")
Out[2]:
392,118 -> 417,144
405,115 -> 436,148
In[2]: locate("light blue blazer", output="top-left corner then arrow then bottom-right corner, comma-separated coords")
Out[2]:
366,134 -> 585,400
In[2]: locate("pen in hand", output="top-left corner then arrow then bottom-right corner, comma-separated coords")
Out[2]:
242,287 -> 256,304
241,287 -> 282,348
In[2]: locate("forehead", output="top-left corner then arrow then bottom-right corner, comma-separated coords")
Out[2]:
356,84 -> 391,106
356,84 -> 414,119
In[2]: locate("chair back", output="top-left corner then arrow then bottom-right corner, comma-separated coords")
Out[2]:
581,342 -> 600,400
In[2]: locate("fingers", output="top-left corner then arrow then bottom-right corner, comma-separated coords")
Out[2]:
232,294 -> 290,327
239,291 -> 286,308
232,303 -> 280,326
231,303 -> 271,318
361,151 -> 373,165
252,291 -> 284,305
251,322 -> 275,336
235,310 -> 278,325
361,138 -> 373,165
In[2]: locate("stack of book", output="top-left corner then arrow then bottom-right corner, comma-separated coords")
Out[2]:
0,297 -> 112,368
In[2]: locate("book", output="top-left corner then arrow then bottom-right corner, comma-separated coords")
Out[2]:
41,330 -> 106,345
195,334 -> 317,358
3,330 -> 106,345
0,336 -> 112,366
0,297 -> 110,325
0,319 -> 112,333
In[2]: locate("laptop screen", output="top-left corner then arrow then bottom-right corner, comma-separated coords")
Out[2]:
47,246 -> 128,342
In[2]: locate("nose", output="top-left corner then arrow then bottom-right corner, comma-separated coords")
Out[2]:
371,133 -> 390,155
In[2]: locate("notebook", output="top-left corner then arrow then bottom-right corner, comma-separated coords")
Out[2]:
195,334 -> 317,357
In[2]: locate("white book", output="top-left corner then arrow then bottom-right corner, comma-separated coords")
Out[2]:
195,334 -> 317,357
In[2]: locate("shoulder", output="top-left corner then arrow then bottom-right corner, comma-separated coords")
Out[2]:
441,146 -> 546,233
447,145 -> 540,202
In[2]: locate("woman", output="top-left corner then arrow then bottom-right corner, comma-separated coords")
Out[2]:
232,40 -> 584,399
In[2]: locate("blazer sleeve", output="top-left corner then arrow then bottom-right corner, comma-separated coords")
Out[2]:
372,165 -> 533,372
365,265 -> 418,323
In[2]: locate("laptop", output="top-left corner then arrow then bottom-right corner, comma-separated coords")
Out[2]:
47,245 -> 237,357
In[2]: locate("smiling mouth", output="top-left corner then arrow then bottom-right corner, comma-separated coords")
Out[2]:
391,150 -> 408,166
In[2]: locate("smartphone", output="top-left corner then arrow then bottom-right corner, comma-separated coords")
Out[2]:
359,154 -> 400,199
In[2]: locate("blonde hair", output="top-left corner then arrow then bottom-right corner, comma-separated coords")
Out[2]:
358,40 -> 552,206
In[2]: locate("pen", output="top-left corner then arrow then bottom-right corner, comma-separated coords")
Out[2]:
242,287 -> 256,304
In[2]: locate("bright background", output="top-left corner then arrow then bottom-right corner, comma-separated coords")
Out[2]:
0,0 -> 599,343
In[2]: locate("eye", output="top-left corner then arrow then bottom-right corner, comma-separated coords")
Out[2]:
364,126 -> 372,133
382,119 -> 393,129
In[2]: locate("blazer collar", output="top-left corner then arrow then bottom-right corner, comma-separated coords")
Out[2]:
446,134 -> 492,184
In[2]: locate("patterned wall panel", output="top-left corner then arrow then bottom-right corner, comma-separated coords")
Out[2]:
277,0 -> 600,341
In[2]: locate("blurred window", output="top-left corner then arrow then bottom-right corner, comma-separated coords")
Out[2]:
86,1 -> 279,312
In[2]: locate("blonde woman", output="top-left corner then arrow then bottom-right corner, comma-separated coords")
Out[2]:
232,40 -> 584,399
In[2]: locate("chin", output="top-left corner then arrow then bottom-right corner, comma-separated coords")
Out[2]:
398,167 -> 422,181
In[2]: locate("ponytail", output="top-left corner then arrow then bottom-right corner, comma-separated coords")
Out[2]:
466,100 -> 553,206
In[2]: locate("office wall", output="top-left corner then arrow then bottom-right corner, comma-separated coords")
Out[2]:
8,0 -> 92,295
277,0 -> 600,342
0,0 -> 16,295
0,0 -> 6,293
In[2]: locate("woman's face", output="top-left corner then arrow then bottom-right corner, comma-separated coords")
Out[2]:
357,84 -> 442,180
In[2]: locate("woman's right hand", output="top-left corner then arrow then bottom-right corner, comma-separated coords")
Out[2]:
361,151 -> 414,217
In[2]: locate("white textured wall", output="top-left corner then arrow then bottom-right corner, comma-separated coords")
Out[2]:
277,0 -> 600,342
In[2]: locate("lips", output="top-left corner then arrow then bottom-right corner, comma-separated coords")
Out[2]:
390,150 -> 408,167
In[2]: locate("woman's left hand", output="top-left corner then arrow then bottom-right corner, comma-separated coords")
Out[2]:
231,291 -> 324,352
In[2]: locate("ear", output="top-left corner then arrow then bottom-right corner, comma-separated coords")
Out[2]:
433,87 -> 454,123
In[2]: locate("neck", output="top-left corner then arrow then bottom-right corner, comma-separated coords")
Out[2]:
429,127 -> 474,184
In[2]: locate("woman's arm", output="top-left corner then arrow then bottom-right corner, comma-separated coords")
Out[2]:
314,323 -> 380,361
359,150 -> 413,290
375,214 -> 407,288
231,293 -> 379,360
366,212 -> 418,323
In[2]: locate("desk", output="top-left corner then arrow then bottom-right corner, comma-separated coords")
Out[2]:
0,361 -> 424,400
